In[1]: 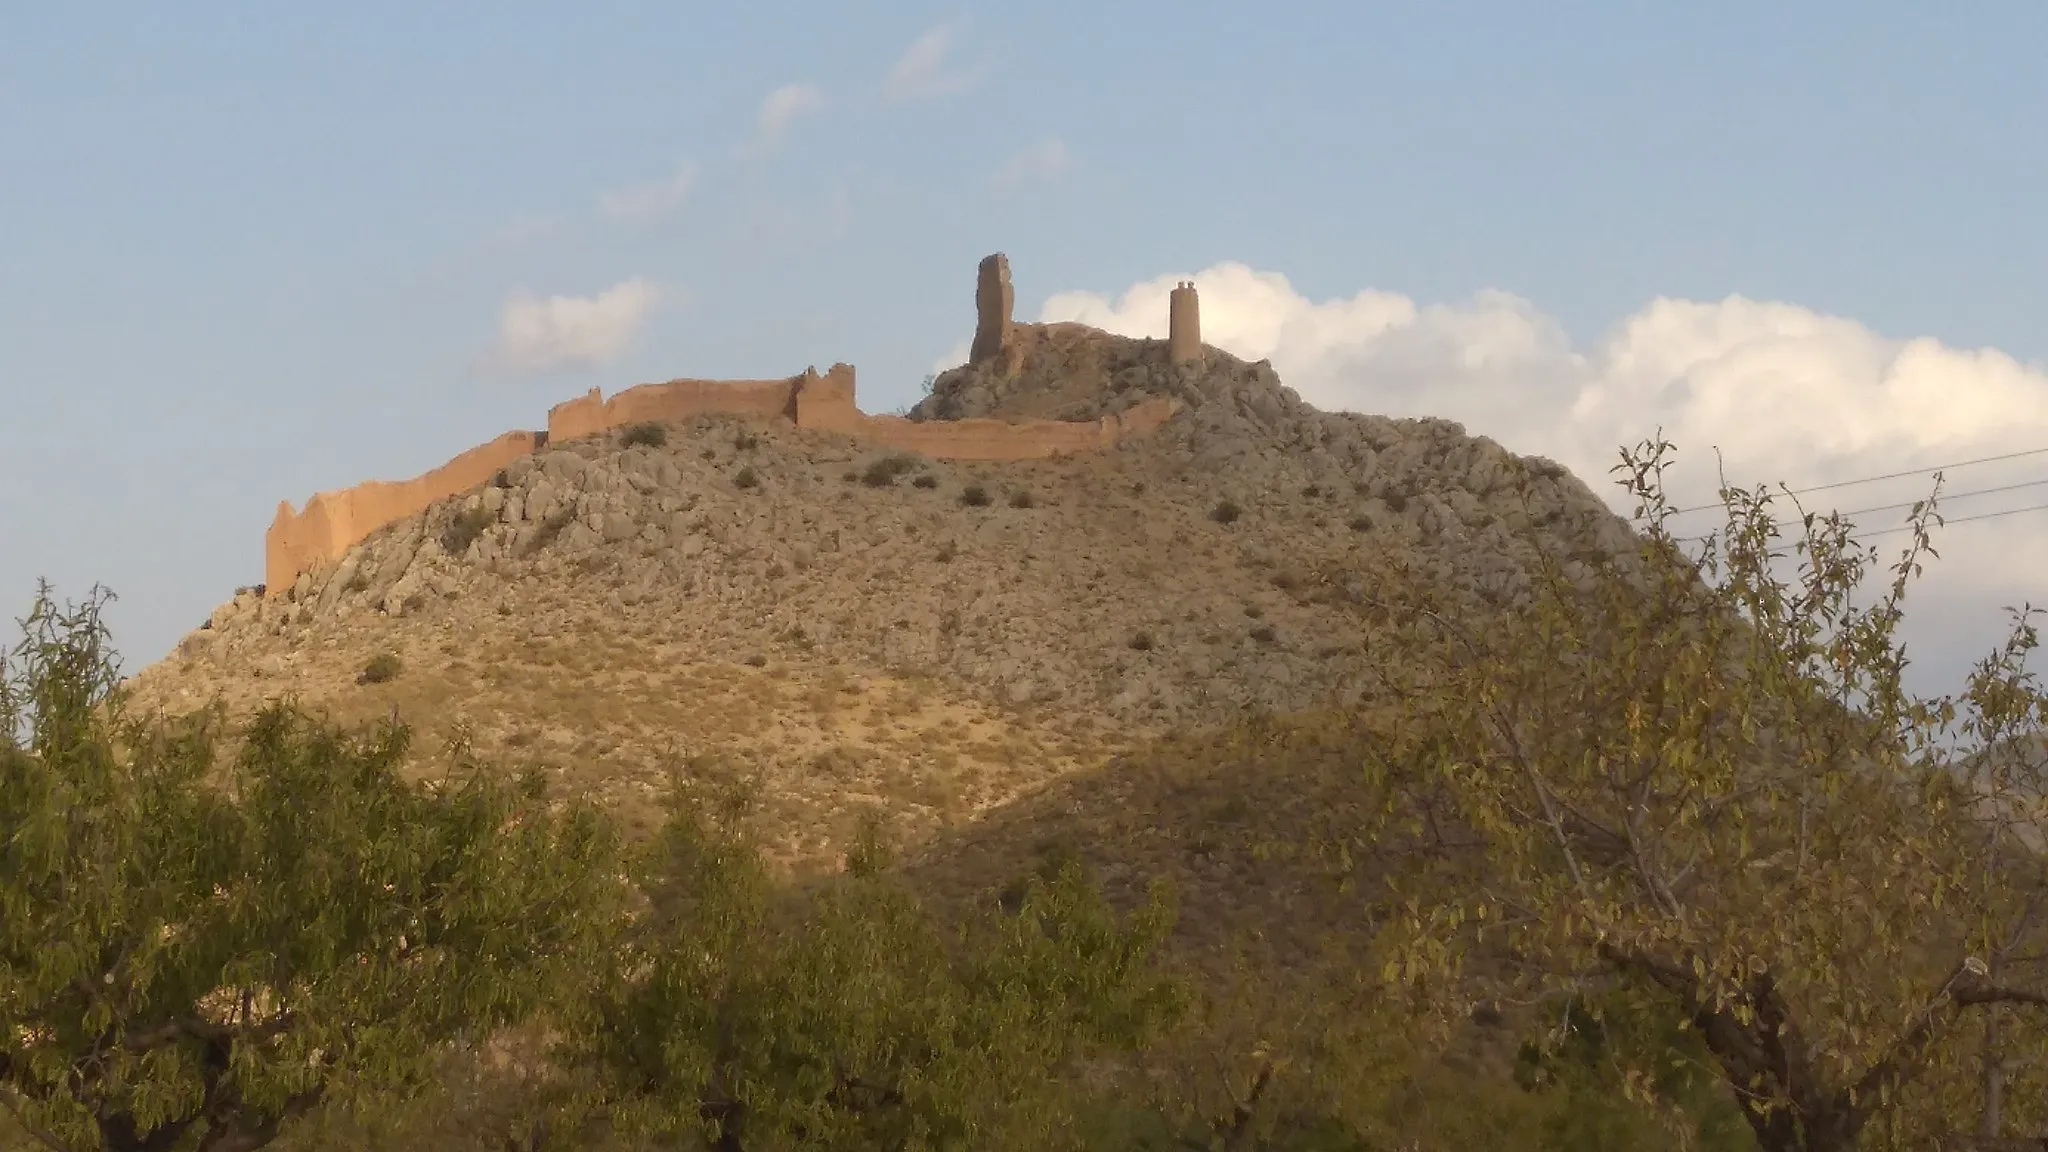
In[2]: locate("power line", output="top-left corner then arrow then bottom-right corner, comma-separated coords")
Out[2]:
1834,477 -> 2048,522
1667,445 -> 2048,515
1860,500 -> 2048,541
1680,500 -> 2048,545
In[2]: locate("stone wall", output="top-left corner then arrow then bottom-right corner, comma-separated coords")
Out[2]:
548,376 -> 799,443
263,363 -> 1180,594
265,430 -> 545,593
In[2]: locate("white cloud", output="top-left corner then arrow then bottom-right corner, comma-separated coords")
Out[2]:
993,137 -> 1070,192
754,83 -> 823,153
490,278 -> 663,374
1043,263 -> 2048,693
598,161 -> 697,220
885,25 -> 974,102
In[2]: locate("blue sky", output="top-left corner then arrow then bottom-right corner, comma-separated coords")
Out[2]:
4,2 -> 2046,691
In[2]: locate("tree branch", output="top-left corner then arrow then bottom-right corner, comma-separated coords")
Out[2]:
0,1087 -> 70,1152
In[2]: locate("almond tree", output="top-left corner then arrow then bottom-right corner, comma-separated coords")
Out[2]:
552,776 -> 1188,1152
1365,439 -> 2048,1151
0,584 -> 628,1152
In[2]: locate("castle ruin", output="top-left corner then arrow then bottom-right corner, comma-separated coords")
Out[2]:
263,257 -> 1203,595
970,253 -> 1013,364
1169,280 -> 1203,365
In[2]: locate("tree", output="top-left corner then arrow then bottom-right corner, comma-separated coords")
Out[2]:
1363,438 -> 2048,1151
557,772 -> 1188,1151
0,583 -> 628,1152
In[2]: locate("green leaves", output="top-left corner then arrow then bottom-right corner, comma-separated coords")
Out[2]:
1367,438 -> 2048,1150
570,783 -> 1186,1151
1,584 -> 628,1152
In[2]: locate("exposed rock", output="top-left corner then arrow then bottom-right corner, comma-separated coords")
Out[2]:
131,324 -> 1649,872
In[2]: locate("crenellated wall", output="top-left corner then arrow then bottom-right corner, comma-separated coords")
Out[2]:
548,376 -> 800,443
266,430 -> 547,593
262,256 -> 1197,596
262,363 -> 1181,595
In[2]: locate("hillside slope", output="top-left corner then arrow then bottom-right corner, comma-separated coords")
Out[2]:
126,328 -> 1640,870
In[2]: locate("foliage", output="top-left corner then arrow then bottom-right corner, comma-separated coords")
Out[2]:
621,423 -> 669,450
1510,987 -> 1758,1151
860,456 -> 918,489
959,485 -> 990,508
525,509 -> 577,555
0,583 -> 628,1152
357,651 -> 402,685
1210,500 -> 1241,525
733,466 -> 760,490
1366,437 -> 2048,1151
440,506 -> 494,556
558,772 -> 1190,1151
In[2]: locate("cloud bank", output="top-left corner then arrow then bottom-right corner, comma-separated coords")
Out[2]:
1043,264 -> 2048,690
491,278 -> 662,374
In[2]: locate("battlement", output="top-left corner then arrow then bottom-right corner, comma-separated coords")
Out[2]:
263,259 -> 1193,595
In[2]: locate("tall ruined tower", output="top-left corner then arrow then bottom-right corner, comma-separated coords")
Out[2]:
1168,280 -> 1203,365
970,253 -> 1014,364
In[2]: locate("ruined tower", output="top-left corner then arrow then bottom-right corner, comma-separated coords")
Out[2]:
970,253 -> 1014,364
1168,280 -> 1203,366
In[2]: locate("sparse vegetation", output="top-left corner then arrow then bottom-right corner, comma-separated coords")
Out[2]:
1128,631 -> 1155,652
733,465 -> 760,489
861,454 -> 919,488
960,484 -> 991,507
1248,624 -> 1276,643
621,421 -> 668,448
358,650 -> 403,683
442,505 -> 494,555
1210,499 -> 1241,524
1008,489 -> 1036,509
733,429 -> 759,451
525,508 -> 576,555
912,473 -> 939,489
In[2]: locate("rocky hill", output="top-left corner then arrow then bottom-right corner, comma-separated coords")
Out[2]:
125,324 -> 1640,875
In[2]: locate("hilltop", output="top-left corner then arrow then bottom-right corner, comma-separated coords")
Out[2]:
124,258 -> 1638,878
63,259 -> 1769,1148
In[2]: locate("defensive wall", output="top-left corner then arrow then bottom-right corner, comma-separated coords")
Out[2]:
263,255 -> 1201,595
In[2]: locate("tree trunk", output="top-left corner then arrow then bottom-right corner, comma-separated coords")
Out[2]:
1979,955 -> 2007,1144
1737,1103 -> 1862,1152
